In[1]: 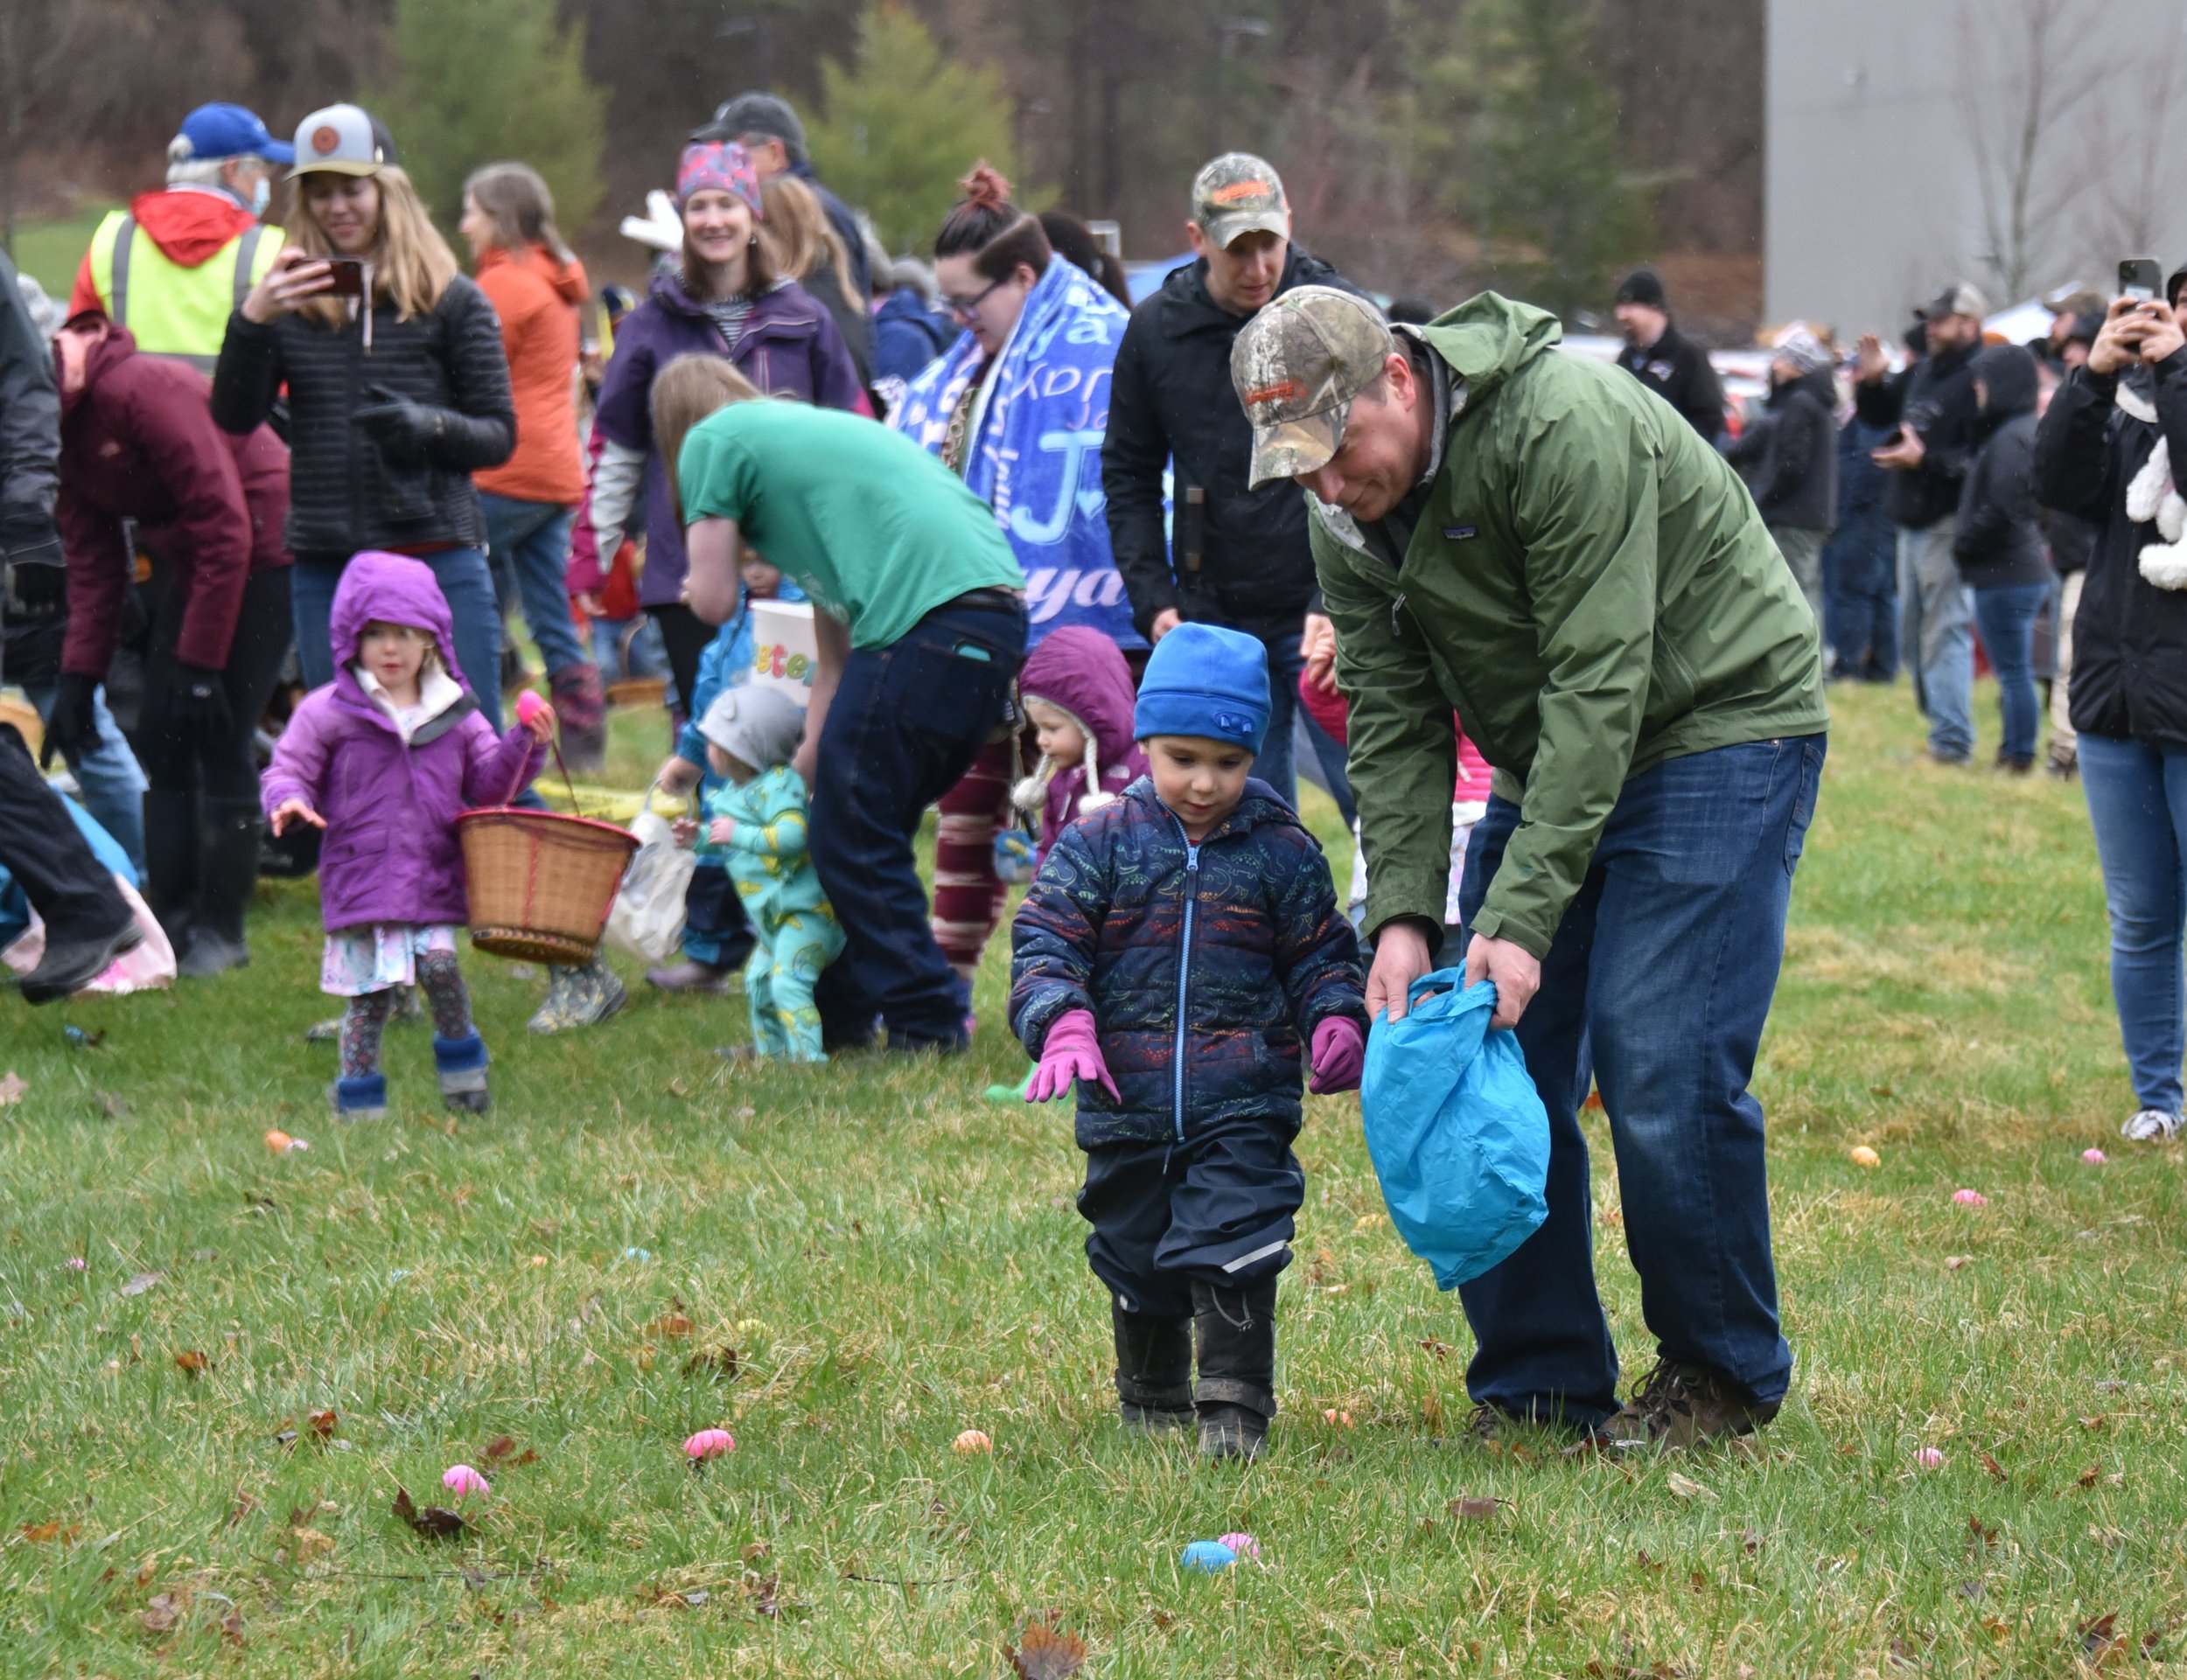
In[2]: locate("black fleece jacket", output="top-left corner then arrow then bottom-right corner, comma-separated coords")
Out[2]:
2034,351 -> 2187,747
1725,365 -> 1836,531
1101,246 -> 1359,641
1953,345 -> 2051,589
212,274 -> 514,557
1854,338 -> 1981,530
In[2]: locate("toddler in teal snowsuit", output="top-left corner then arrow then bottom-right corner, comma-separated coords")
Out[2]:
679,683 -> 843,1062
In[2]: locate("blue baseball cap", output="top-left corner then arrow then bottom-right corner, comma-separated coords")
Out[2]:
173,103 -> 293,166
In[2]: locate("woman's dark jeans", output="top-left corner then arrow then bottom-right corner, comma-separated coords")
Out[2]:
809,598 -> 1027,1049
1971,580 -> 2052,763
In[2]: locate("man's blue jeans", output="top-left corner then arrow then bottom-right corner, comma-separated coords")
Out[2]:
479,493 -> 588,677
1897,521 -> 1973,759
1971,581 -> 2052,763
24,680 -> 148,877
808,598 -> 1026,1048
2079,734 -> 2187,1115
292,548 -> 505,730
1454,734 -> 1826,1426
1824,528 -> 1899,680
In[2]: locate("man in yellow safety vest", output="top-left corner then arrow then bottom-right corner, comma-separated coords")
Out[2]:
69,104 -> 290,371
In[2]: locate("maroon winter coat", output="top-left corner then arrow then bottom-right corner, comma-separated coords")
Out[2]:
57,317 -> 290,678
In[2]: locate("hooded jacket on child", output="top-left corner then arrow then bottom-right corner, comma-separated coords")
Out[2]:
1017,625 -> 1149,866
261,551 -> 545,931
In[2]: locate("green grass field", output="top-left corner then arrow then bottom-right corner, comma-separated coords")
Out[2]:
1,679 -> 2181,1677
7,206 -> 117,303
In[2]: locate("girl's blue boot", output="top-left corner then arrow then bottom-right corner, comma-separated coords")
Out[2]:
433,1033 -> 492,1113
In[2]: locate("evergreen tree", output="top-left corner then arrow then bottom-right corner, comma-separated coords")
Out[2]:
368,0 -> 609,241
807,3 -> 1026,254
1427,0 -> 1654,318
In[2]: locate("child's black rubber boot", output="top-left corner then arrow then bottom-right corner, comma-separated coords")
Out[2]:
1191,1278 -> 1277,1461
1112,1297 -> 1193,1431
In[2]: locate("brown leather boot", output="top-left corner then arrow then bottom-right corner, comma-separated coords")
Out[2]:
1599,1359 -> 1779,1451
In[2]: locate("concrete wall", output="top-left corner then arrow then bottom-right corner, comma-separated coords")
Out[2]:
1766,0 -> 2187,335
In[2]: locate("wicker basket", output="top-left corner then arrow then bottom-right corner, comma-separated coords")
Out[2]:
457,807 -> 640,964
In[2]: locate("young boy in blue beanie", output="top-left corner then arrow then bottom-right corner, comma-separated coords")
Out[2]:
1010,622 -> 1368,1460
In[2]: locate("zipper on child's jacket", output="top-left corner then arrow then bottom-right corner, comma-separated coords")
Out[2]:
1170,819 -> 1200,1143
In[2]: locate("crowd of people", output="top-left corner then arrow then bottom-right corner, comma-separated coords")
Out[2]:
2,85 -> 2184,1463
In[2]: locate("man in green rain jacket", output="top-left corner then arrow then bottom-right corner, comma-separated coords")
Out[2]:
1231,286 -> 1827,1449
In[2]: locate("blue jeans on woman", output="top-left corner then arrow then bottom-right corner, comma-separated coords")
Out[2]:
808,598 -> 1027,1050
1971,580 -> 2052,763
291,547 -> 505,730
1454,734 -> 1826,1426
23,680 -> 148,876
2079,734 -> 2187,1116
478,494 -> 586,677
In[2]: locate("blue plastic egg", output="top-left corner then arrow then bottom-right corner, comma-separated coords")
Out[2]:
1180,1540 -> 1238,1572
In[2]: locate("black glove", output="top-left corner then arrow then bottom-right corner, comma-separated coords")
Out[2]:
172,661 -> 233,744
3,512 -> 65,610
40,671 -> 101,770
354,384 -> 450,466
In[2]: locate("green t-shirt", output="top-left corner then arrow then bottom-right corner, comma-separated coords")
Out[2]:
676,401 -> 1026,650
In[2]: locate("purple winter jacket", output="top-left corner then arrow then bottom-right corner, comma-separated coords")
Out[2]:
262,551 -> 546,931
592,268 -> 867,609
1018,625 -> 1149,868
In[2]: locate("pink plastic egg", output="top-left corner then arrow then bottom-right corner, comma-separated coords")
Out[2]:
441,1463 -> 490,1499
684,1427 -> 735,1462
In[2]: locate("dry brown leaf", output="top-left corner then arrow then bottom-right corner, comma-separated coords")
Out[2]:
0,1070 -> 26,1107
2077,1463 -> 2102,1490
1945,1255 -> 1971,1271
1007,1616 -> 1089,1680
225,1490 -> 259,1528
482,1434 -> 539,1466
119,1270 -> 160,1297
1979,1452 -> 2007,1483
685,1346 -> 742,1381
138,1593 -> 182,1634
218,1608 -> 247,1643
2080,1612 -> 2128,1669
19,1520 -> 79,1544
1450,1495 -> 1500,1521
2079,1414 -> 2108,1431
1741,1527 -> 1763,1554
1418,1337 -> 1453,1359
173,1349 -> 209,1377
392,1486 -> 466,1540
1666,1472 -> 1714,1500
306,1407 -> 338,1441
292,1527 -> 335,1558
647,1312 -> 695,1340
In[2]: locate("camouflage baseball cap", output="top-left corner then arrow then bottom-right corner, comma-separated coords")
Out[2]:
1191,152 -> 1289,250
1231,286 -> 1395,486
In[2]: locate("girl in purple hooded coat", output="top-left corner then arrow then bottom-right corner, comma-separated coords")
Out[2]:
985,626 -> 1149,1101
263,553 -> 549,1119
1013,627 -> 1149,868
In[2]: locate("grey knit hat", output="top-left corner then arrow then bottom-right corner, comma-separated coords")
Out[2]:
696,682 -> 806,771
693,93 -> 807,163
1771,326 -> 1833,377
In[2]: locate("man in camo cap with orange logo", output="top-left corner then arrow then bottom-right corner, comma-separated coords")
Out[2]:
1233,283 -> 1828,1453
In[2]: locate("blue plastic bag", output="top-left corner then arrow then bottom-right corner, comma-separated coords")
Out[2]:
1359,968 -> 1549,1290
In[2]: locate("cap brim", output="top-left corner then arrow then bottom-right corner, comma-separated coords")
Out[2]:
1247,403 -> 1347,489
287,159 -> 381,179
258,141 -> 296,164
1205,210 -> 1289,250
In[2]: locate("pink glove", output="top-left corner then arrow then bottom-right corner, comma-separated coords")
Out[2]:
1026,1008 -> 1120,1104
1307,1015 -> 1366,1095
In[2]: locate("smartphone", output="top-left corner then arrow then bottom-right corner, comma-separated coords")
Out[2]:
322,257 -> 367,297
2121,257 -> 2163,303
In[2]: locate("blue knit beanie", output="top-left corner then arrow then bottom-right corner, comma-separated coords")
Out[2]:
1133,623 -> 1270,754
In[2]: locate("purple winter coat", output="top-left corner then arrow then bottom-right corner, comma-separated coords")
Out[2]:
1018,624 -> 1149,868
262,551 -> 545,931
592,269 -> 867,609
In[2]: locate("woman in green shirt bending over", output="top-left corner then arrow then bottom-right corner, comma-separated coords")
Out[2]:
655,358 -> 1027,1052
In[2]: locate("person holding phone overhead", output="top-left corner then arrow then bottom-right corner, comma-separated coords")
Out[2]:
212,104 -> 516,725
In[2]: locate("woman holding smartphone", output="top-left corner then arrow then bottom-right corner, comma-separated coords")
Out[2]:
212,103 -> 515,723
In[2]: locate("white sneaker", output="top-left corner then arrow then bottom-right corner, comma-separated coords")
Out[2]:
2121,1108 -> 2184,1143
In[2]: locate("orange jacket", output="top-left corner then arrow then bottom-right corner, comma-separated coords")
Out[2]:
472,243 -> 588,505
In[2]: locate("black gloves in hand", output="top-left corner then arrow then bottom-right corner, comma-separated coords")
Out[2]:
3,512 -> 66,610
172,662 -> 234,744
40,672 -> 101,770
354,384 -> 449,465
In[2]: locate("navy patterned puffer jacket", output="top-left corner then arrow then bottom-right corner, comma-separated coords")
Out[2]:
1010,777 -> 1367,1148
